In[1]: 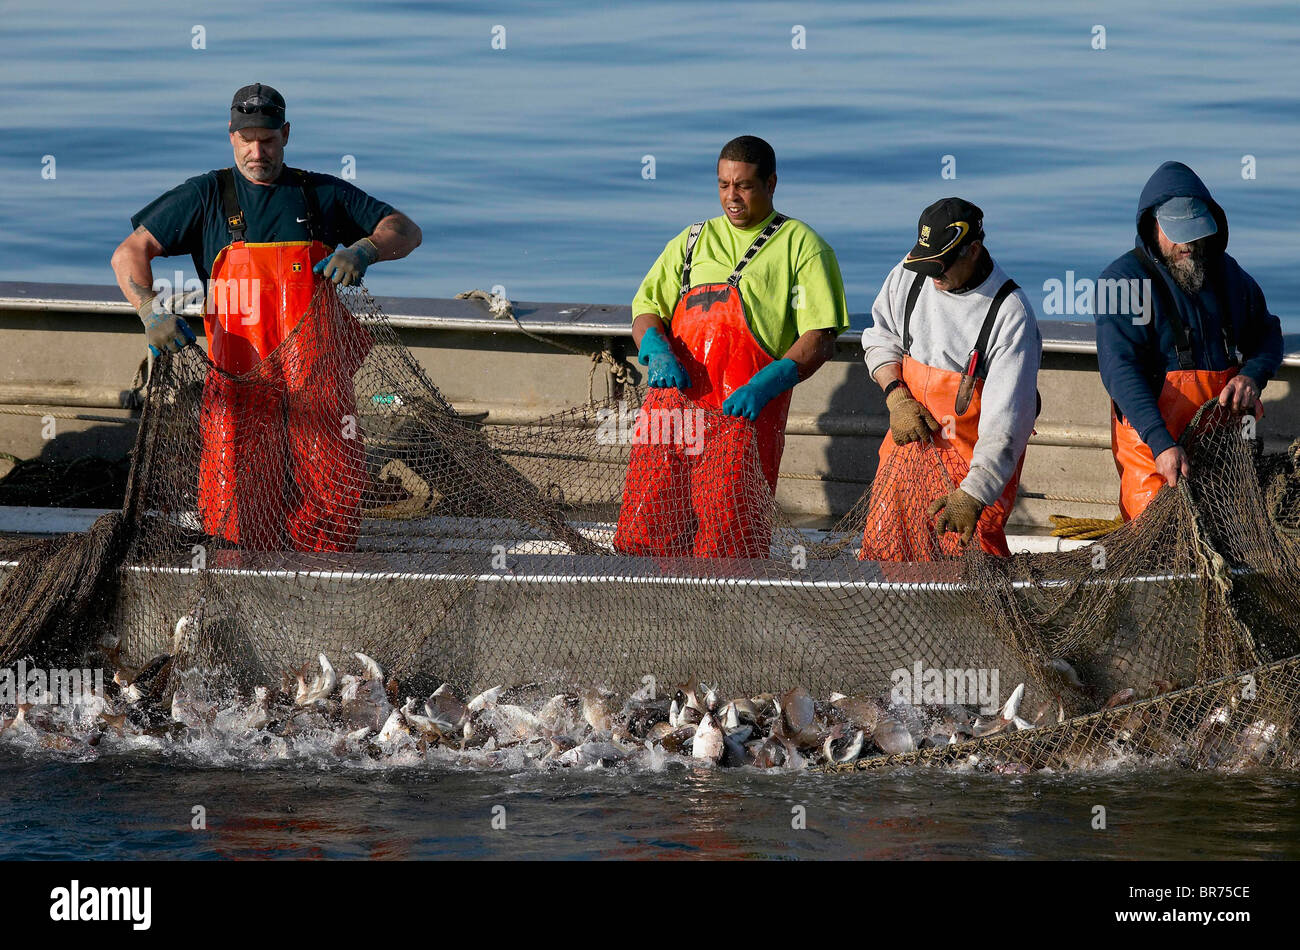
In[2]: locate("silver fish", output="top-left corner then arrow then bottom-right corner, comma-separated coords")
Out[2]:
119,653 -> 174,705
294,653 -> 336,707
558,741 -> 626,767
467,685 -> 503,713
427,684 -> 469,728
692,712 -> 724,762
485,703 -> 545,743
1105,688 -> 1136,709
676,676 -> 707,715
778,686 -> 815,736
831,695 -> 883,733
537,693 -> 577,733
581,688 -> 615,734
354,652 -> 384,681
873,718 -> 916,755
400,698 -> 444,739
823,726 -> 865,764
1001,683 -> 1025,721
721,701 -> 741,731
628,676 -> 657,702
646,721 -> 674,742
1044,658 -> 1085,689
377,709 -> 410,743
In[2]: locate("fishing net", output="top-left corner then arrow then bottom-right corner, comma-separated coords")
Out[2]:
1,282 -> 1297,772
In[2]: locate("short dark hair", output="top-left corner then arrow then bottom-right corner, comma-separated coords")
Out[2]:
718,135 -> 776,180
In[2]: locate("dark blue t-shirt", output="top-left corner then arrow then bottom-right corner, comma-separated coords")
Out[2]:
130,167 -> 396,281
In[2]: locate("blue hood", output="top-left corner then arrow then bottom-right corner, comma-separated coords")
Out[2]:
1136,161 -> 1229,254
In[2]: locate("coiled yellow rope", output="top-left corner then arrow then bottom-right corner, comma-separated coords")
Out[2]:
1048,514 -> 1124,540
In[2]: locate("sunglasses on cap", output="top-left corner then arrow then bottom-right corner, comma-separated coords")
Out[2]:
234,98 -> 283,115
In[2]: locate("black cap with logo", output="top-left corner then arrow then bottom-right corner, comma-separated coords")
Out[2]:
229,83 -> 286,133
902,197 -> 985,277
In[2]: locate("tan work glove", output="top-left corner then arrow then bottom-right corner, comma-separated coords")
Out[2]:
886,385 -> 941,445
927,488 -> 984,545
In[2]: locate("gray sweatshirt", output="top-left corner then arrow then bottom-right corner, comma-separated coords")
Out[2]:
862,258 -> 1042,506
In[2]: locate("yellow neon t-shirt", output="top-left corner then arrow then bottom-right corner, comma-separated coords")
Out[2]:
632,210 -> 850,358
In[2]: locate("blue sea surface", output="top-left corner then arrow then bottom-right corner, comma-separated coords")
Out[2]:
1,0 -> 1297,326
3,753 -> 1299,860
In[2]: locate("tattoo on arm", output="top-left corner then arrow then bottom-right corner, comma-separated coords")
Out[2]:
366,213 -> 421,261
376,214 -> 416,238
127,276 -> 155,309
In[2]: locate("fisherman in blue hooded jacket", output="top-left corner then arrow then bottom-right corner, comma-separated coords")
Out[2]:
1095,161 -> 1283,520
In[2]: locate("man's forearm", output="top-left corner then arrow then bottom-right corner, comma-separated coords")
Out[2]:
872,362 -> 903,391
111,228 -> 159,311
632,312 -> 667,350
365,212 -> 422,262
782,328 -> 837,382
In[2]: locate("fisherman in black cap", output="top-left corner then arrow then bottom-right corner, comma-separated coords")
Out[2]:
860,198 -> 1041,560
109,83 -> 422,552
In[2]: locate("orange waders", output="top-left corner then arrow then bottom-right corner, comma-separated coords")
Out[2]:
614,215 -> 792,559
197,167 -> 370,552
1110,247 -> 1252,522
1111,369 -> 1241,521
861,276 -> 1026,561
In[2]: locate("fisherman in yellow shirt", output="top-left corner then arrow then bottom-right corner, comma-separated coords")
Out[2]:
614,136 -> 850,558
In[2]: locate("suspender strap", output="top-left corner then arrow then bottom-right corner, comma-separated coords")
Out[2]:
953,279 -> 1019,416
902,271 -> 926,355
679,222 -> 706,297
726,213 -> 788,286
1124,248 -> 1195,370
217,167 -> 246,242
217,167 -> 326,245
290,168 -> 325,244
969,279 -> 1018,381
901,274 -> 1016,373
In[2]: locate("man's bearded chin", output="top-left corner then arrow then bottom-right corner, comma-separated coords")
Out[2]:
240,157 -> 282,183
1164,243 -> 1207,295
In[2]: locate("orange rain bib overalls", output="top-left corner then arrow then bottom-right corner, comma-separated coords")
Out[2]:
1110,248 -> 1250,521
197,167 -> 371,552
860,275 -> 1026,561
614,214 -> 792,559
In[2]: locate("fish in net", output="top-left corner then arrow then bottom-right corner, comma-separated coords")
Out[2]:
0,282 -> 1297,773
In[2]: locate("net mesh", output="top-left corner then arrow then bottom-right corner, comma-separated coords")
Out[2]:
2,283 -> 1298,772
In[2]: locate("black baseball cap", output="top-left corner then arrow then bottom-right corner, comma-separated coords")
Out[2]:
902,197 -> 985,277
229,83 -> 286,133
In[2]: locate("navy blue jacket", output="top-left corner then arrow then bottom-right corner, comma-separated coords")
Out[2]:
1094,161 -> 1282,459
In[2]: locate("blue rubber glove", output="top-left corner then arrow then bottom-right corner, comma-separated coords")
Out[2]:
722,359 -> 800,421
638,325 -> 691,390
314,239 -> 379,286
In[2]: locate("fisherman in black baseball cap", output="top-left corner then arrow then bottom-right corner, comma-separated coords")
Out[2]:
229,83 -> 287,133
111,82 -> 421,553
860,196 -> 1041,560
902,197 -> 985,280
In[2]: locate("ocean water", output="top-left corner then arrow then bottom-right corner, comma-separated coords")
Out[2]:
1,0 -> 1298,327
3,1 -> 1300,862
3,751 -> 1300,861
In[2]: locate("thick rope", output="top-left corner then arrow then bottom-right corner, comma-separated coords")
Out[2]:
0,405 -> 138,425
1049,514 -> 1124,540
